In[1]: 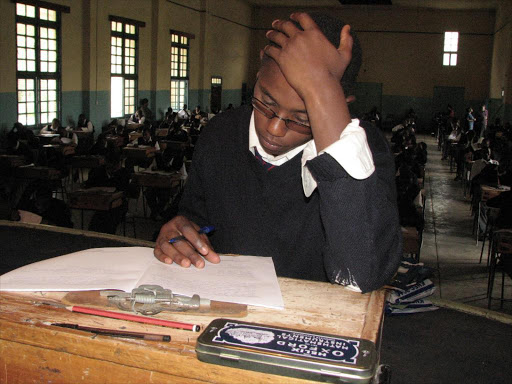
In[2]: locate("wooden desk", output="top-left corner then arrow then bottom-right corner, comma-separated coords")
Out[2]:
123,145 -> 157,160
0,154 -> 26,168
132,171 -> 182,189
68,189 -> 124,229
36,133 -> 60,145
155,128 -> 169,137
0,280 -> 386,383
14,165 -> 61,181
68,189 -> 124,211
128,131 -> 142,142
70,155 -> 106,169
480,185 -> 510,201
158,140 -> 188,151
106,135 -> 126,148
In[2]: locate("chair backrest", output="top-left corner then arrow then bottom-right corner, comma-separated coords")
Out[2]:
493,230 -> 512,254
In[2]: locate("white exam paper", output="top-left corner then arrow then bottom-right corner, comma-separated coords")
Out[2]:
0,247 -> 284,309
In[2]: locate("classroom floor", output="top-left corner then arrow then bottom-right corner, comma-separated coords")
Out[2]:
419,134 -> 512,315
69,133 -> 512,315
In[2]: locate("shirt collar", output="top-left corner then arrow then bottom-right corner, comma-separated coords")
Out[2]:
248,111 -> 311,166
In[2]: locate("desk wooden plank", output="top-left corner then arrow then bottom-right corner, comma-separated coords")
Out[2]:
132,171 -> 182,188
14,166 -> 61,180
0,280 -> 385,383
123,146 -> 156,159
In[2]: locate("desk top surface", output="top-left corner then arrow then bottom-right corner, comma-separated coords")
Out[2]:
0,282 -> 385,383
0,223 -> 386,383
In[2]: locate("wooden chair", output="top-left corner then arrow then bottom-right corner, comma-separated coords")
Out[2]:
479,206 -> 500,265
487,229 -> 512,309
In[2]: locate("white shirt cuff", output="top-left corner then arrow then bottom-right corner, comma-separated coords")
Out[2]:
301,119 -> 375,197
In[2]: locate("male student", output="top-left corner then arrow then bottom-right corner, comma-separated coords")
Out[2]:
154,13 -> 402,293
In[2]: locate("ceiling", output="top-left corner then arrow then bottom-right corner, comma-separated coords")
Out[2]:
242,0 -> 498,11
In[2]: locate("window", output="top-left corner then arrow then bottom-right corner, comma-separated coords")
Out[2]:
110,18 -> 138,118
170,32 -> 190,111
443,32 -> 459,66
16,2 -> 62,126
211,76 -> 222,85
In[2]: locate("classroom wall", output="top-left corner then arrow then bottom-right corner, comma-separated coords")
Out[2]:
490,0 -> 512,125
251,5 -> 496,131
0,0 -> 252,132
1,2 -> 506,134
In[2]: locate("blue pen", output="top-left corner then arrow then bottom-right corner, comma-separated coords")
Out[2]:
168,225 -> 215,244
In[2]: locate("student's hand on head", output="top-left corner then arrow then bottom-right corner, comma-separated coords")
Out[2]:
154,215 -> 220,268
264,12 -> 353,99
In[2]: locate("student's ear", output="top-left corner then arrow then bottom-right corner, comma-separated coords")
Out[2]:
346,95 -> 356,104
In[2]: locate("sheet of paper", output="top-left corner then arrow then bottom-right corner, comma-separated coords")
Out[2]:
137,255 -> 284,309
0,247 -> 284,309
0,247 -> 151,292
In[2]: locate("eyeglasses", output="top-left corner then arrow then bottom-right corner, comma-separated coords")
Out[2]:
251,96 -> 311,135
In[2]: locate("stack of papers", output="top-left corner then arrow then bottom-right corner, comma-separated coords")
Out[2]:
0,247 -> 284,309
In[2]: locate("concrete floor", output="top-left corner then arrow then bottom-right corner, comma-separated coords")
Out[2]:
71,133 -> 512,315
419,134 -> 512,315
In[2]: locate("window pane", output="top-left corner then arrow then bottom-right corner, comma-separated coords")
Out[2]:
443,53 -> 450,66
48,10 -> 57,22
450,53 -> 457,66
40,8 -> 48,20
26,5 -> 35,18
111,76 -> 124,117
16,3 -> 25,16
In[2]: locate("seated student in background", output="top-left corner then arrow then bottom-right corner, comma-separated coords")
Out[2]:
86,147 -> 132,234
154,12 -> 402,293
40,118 -> 61,134
10,122 -> 39,149
54,125 -> 78,147
177,104 -> 191,121
6,131 -> 36,164
168,123 -> 189,141
191,105 -> 206,127
76,113 -> 94,132
129,98 -> 153,125
160,108 -> 177,129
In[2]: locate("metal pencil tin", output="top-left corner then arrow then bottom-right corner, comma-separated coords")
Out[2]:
196,318 -> 378,383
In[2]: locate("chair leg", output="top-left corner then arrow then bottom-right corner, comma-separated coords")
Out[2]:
501,268 -> 505,310
479,220 -> 489,263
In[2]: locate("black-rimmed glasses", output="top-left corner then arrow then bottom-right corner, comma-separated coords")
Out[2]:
251,96 -> 311,135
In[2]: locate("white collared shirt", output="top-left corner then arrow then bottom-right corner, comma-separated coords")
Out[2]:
248,112 -> 375,197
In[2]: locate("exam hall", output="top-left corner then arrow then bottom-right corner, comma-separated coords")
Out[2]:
1,0 -> 512,383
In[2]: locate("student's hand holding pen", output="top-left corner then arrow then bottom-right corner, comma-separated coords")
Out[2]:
154,215 -> 220,268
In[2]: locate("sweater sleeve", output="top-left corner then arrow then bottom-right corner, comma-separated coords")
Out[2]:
305,123 -> 402,293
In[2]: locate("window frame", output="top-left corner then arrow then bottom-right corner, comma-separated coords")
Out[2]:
109,15 -> 144,118
15,1 -> 64,127
170,30 -> 193,111
443,31 -> 459,67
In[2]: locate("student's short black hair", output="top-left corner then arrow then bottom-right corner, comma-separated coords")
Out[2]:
264,13 -> 362,97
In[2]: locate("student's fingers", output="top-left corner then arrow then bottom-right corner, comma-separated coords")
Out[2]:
265,29 -> 289,49
338,25 -> 354,58
201,235 -> 220,264
271,18 -> 300,38
289,12 -> 318,31
263,44 -> 281,62
169,240 -> 206,268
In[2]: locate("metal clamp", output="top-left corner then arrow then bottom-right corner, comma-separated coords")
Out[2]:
100,285 -> 210,315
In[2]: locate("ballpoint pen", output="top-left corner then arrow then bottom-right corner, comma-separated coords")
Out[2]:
168,225 -> 215,244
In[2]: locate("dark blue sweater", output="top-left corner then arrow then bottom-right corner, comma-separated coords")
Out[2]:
179,106 -> 402,293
